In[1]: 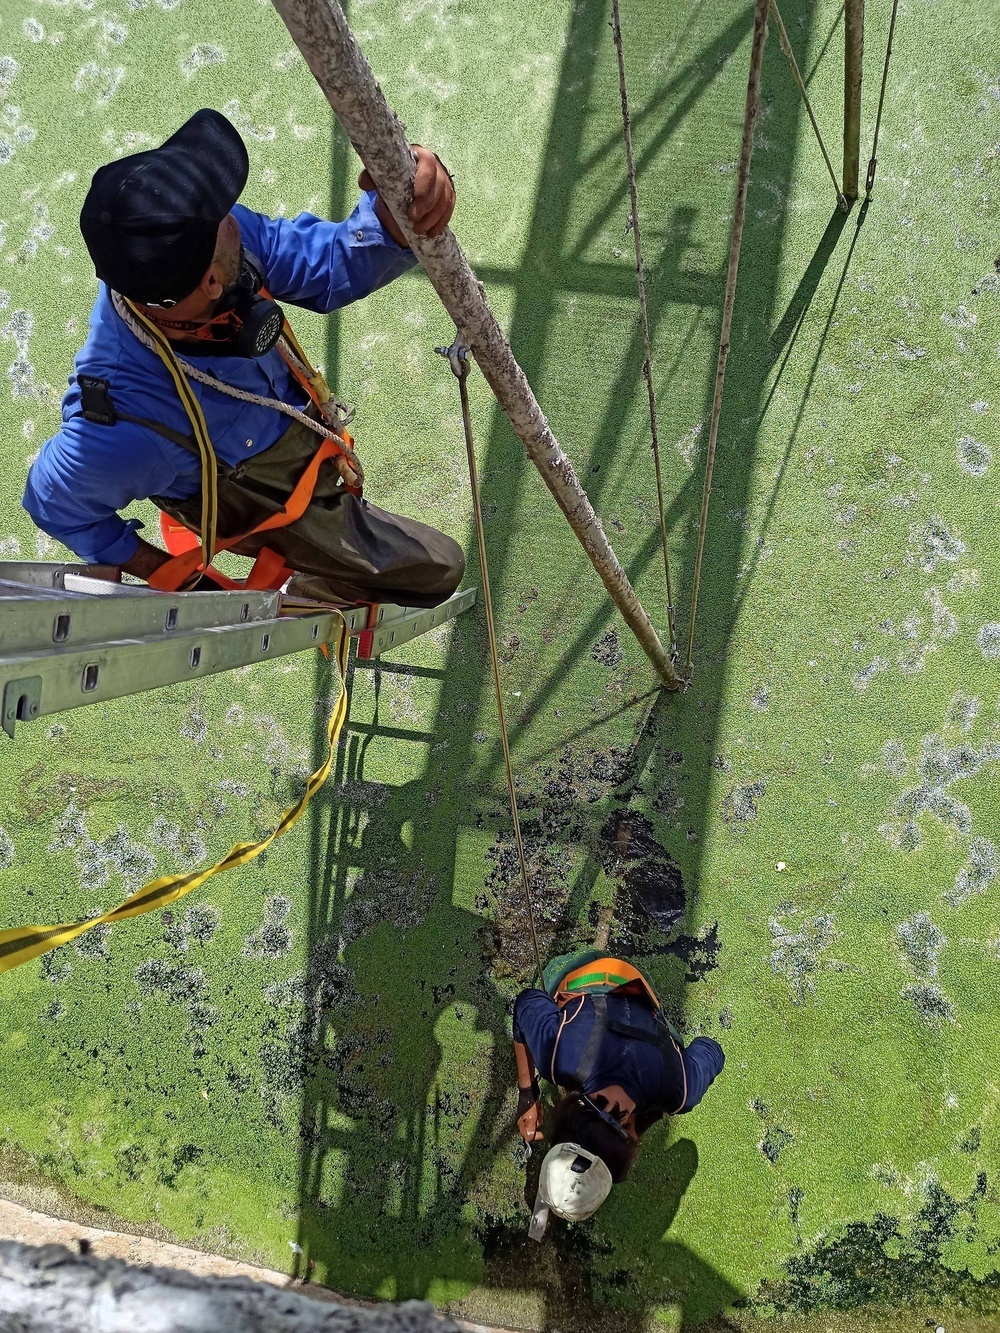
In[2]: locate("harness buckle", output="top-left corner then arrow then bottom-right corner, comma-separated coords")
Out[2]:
79,375 -> 117,426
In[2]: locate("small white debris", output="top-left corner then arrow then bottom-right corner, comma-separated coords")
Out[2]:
776,862 -> 787,871
288,1241 -> 303,1254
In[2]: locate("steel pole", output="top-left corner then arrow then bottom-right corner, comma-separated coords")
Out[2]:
843,0 -> 865,200
269,0 -> 681,689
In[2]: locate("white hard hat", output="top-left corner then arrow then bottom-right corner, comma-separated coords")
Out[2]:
537,1142 -> 613,1222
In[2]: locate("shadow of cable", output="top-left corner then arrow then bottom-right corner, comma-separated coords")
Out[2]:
730,199 -> 867,619
464,1 -> 826,1327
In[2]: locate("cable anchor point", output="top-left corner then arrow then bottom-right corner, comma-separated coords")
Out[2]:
434,330 -> 471,381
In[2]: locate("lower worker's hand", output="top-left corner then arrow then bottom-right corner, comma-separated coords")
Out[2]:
517,1089 -> 544,1144
359,145 -> 455,247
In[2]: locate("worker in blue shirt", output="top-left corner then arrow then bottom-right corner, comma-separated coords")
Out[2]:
512,950 -> 725,1234
22,108 -> 465,605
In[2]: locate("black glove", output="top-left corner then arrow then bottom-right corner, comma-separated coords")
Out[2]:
517,1081 -> 541,1119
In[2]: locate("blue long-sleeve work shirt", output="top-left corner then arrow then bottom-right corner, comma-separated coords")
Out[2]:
513,988 -> 724,1126
23,193 -> 418,565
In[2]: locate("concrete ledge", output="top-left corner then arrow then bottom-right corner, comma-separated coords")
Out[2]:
0,1239 -> 463,1333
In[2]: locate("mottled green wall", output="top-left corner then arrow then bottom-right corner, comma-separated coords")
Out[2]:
1,0 -> 998,1327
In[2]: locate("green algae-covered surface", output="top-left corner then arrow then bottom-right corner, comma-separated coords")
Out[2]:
2,0 -> 1000,1327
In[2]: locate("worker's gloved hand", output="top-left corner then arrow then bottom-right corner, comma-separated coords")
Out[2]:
359,144 -> 455,247
517,1084 -> 544,1144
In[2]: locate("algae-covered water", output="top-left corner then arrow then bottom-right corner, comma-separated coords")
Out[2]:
1,0 -> 999,1327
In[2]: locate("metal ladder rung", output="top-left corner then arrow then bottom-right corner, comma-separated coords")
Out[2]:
0,565 -> 477,736
0,585 -> 282,654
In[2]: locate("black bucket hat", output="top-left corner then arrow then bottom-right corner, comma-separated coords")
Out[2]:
80,108 -> 249,305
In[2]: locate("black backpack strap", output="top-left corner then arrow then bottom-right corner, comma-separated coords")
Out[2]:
604,996 -> 688,1115
566,993 -> 609,1090
79,374 -> 200,456
606,996 -> 680,1051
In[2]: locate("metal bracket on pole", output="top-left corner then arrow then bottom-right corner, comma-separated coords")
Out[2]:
2,676 -> 42,739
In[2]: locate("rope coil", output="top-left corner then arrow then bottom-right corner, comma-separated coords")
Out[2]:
112,293 -> 365,484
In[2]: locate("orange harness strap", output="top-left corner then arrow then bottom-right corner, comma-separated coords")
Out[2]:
150,300 -> 358,595
149,432 -> 345,592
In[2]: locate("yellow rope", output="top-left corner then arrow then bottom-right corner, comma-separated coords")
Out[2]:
0,619 -> 348,976
121,297 -> 220,574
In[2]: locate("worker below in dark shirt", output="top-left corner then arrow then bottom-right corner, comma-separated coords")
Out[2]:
512,949 -> 724,1235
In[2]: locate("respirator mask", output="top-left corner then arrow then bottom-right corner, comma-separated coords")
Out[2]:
148,247 -> 284,359
214,247 -> 285,358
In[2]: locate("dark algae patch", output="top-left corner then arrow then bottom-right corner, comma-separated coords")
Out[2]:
600,809 -> 686,932
662,920 -> 722,983
759,1178 -> 1000,1316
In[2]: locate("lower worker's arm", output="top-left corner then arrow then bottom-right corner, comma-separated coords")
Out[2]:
514,1039 -> 543,1143
121,536 -> 172,582
514,1039 -> 537,1091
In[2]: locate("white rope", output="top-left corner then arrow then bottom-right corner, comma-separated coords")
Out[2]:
110,291 -> 365,483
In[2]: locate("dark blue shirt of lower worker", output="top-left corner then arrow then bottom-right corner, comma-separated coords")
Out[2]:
513,988 -> 724,1129
22,193 -> 418,567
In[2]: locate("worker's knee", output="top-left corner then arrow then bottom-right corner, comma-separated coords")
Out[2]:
435,534 -> 465,596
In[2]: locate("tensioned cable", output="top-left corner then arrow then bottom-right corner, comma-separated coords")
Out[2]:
768,0 -> 848,213
865,0 -> 901,198
437,335 -> 544,986
609,0 -> 677,657
686,0 -> 770,673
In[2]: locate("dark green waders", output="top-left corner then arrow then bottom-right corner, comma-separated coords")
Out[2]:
152,414 -> 465,608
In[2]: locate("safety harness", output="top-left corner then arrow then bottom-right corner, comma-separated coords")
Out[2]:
95,293 -> 363,593
551,956 -> 688,1116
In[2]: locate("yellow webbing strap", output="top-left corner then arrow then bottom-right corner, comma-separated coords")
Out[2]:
123,298 -> 219,572
277,313 -> 333,408
0,620 -> 348,977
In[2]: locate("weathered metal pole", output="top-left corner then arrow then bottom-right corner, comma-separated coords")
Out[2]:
270,0 -> 681,689
843,0 -> 865,200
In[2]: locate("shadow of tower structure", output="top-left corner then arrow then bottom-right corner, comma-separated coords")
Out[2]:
290,0 -> 860,1324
